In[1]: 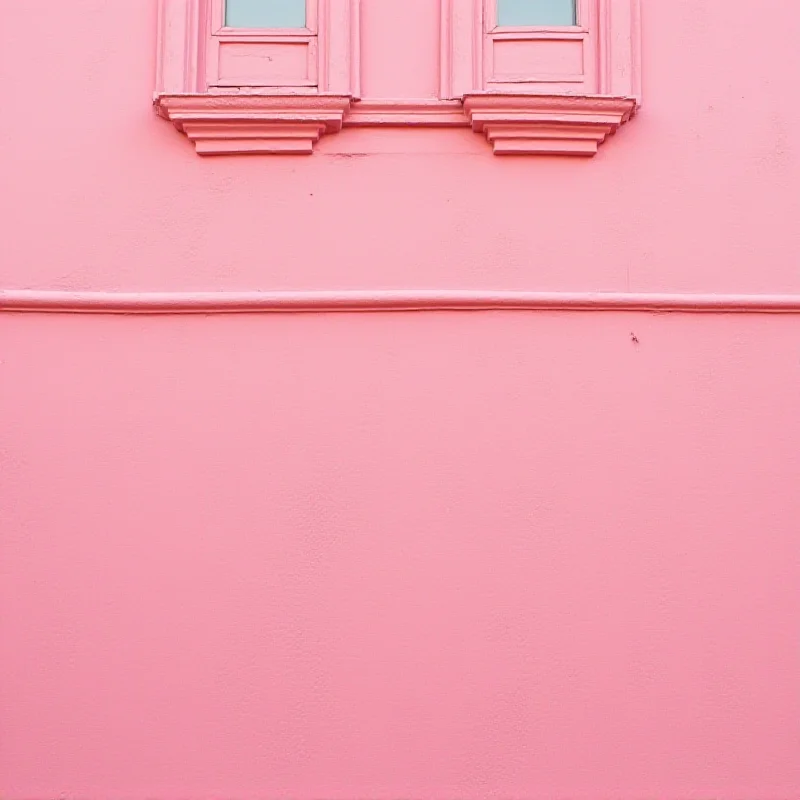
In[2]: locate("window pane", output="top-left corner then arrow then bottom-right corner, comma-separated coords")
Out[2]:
497,0 -> 576,26
226,0 -> 306,28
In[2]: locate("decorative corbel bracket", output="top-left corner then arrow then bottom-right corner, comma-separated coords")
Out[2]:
155,95 -> 353,154
463,94 -> 637,156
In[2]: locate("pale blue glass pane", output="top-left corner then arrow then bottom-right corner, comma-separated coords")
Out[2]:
497,0 -> 576,26
226,0 -> 306,28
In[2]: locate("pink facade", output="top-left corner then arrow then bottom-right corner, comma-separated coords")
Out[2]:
1,1 -> 799,798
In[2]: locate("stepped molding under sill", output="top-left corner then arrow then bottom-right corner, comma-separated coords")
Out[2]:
154,93 -> 638,154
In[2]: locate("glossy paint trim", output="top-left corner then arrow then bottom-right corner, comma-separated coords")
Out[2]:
3,290 -> 800,315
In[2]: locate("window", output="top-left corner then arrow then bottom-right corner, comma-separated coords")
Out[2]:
208,0 -> 319,89
225,0 -> 307,29
451,0 -> 641,154
496,0 -> 576,27
155,0 -> 640,156
479,0 -> 595,93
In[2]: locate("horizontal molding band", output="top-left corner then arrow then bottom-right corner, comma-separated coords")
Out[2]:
3,290 -> 800,315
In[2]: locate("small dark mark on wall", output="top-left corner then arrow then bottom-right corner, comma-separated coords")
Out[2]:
630,332 -> 639,344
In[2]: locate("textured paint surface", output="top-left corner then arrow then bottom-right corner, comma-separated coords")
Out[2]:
2,1 -> 800,799
360,0 -> 441,98
497,0 -> 576,27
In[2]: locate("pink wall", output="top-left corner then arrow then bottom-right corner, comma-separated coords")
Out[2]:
2,1 -> 800,798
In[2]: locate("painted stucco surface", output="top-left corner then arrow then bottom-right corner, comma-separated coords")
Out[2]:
1,1 -> 799,798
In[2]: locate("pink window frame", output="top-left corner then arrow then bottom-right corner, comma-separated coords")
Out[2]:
206,0 -> 319,89
155,0 -> 637,156
441,0 -> 641,102
482,0 -> 597,92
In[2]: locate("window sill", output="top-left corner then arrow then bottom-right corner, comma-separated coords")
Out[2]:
155,93 -> 637,156
463,94 -> 637,155
154,94 -> 353,155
